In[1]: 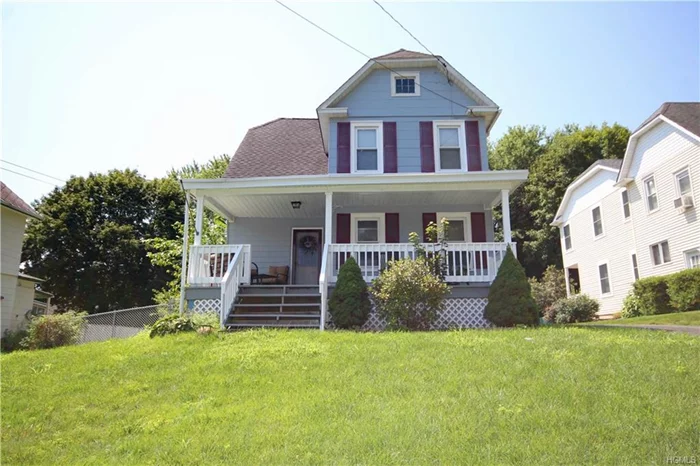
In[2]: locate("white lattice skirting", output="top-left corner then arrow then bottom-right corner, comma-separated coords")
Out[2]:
190,299 -> 220,314
329,298 -> 490,330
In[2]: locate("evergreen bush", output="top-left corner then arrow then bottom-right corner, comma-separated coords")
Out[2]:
328,256 -> 371,329
666,268 -> 700,312
632,276 -> 673,315
551,294 -> 599,324
621,293 -> 643,318
484,247 -> 539,327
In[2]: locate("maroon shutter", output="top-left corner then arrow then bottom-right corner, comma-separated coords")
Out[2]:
465,121 -> 482,171
422,213 -> 437,242
337,122 -> 351,173
419,122 -> 435,173
471,212 -> 487,272
336,213 -> 351,243
385,213 -> 400,243
383,122 -> 398,173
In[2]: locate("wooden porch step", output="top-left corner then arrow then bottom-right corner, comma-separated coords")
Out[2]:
229,313 -> 320,319
239,293 -> 321,298
234,303 -> 320,308
226,322 -> 319,329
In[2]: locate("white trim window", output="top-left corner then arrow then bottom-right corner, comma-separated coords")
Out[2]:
675,168 -> 692,196
650,240 -> 671,266
598,261 -> 612,296
563,224 -> 572,251
644,175 -> 659,212
631,252 -> 639,281
437,212 -> 471,242
390,71 -> 420,96
592,206 -> 604,237
350,122 -> 383,174
433,121 -> 467,172
350,213 -> 385,243
621,189 -> 631,220
684,249 -> 700,269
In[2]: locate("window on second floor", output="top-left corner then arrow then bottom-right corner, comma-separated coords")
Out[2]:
675,168 -> 692,196
390,72 -> 420,96
621,189 -> 631,219
433,121 -> 466,172
650,240 -> 671,266
350,122 -> 383,174
592,206 -> 603,237
644,175 -> 659,212
563,224 -> 572,250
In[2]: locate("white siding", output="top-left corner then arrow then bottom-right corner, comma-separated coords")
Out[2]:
1,208 -> 28,332
9,278 -> 36,330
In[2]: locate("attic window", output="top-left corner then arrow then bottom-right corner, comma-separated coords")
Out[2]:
391,71 -> 420,96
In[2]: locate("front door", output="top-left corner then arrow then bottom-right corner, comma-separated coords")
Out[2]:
292,229 -> 323,285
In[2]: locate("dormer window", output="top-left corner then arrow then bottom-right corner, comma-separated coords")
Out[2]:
391,71 -> 420,96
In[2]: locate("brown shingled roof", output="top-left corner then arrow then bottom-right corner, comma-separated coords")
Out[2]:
1,182 -> 40,219
223,118 -> 328,179
373,49 -> 434,60
635,102 -> 700,137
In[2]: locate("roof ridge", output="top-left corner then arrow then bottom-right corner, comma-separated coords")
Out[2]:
249,117 -> 318,130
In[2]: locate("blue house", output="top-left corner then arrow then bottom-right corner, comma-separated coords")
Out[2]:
181,49 -> 527,330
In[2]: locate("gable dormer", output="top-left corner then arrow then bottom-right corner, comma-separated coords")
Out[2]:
317,49 -> 500,174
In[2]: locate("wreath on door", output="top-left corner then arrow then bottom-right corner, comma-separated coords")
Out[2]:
299,235 -> 318,255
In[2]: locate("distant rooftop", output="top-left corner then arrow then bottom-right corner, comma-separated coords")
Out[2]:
1,182 -> 40,219
635,102 -> 700,137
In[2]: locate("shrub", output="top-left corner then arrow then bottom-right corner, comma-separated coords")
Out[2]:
190,311 -> 222,331
21,311 -> 86,350
666,268 -> 700,312
1,329 -> 28,353
484,247 -> 539,327
149,313 -> 195,338
551,294 -> 599,324
529,265 -> 568,317
632,276 -> 673,315
328,256 -> 371,329
371,257 -> 449,331
621,293 -> 643,318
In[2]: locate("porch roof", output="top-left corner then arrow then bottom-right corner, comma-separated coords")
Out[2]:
182,171 -> 527,220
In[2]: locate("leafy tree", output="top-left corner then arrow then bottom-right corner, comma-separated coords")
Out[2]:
328,257 -> 371,329
489,123 -> 630,277
22,170 -> 183,313
484,247 -> 538,327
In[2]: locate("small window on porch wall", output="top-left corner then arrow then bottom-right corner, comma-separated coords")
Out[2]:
438,213 -> 470,242
351,122 -> 383,174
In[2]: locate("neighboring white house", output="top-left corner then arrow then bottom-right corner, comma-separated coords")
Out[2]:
1,182 -> 50,333
552,102 -> 700,316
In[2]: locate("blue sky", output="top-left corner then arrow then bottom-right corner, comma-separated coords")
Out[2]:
3,1 -> 698,204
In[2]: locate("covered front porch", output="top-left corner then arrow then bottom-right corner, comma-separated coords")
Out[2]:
180,171 -> 526,327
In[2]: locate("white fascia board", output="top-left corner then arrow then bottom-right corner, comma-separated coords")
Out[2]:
316,108 -> 348,153
552,165 -> 620,226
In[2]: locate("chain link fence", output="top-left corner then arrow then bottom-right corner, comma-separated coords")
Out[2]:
79,302 -> 176,344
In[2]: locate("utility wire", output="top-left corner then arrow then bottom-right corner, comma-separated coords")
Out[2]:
1,160 -> 66,183
274,0 -> 468,111
372,0 -> 436,58
1,167 -> 60,186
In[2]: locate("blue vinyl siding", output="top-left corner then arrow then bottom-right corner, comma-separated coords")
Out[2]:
328,67 -> 489,173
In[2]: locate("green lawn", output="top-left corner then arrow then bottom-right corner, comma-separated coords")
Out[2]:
3,328 -> 699,465
591,310 -> 700,326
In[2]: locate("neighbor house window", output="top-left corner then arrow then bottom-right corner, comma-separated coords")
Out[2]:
433,121 -> 465,171
598,262 -> 611,296
350,122 -> 383,173
438,213 -> 470,242
563,224 -> 572,250
631,253 -> 639,280
644,176 -> 659,212
685,249 -> 700,269
592,206 -> 603,237
390,71 -> 420,96
675,168 -> 692,196
621,189 -> 631,219
650,240 -> 671,266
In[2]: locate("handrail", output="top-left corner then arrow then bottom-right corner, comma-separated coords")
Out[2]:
188,244 -> 243,285
219,246 -> 245,326
318,243 -> 330,331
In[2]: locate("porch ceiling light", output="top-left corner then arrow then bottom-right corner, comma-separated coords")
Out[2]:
291,201 -> 302,209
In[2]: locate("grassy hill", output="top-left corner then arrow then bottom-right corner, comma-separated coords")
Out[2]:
2,328 -> 699,464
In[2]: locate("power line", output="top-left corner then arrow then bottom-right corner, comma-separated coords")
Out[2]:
274,0 -> 468,111
1,160 -> 66,182
372,1 -> 436,58
1,167 -> 60,186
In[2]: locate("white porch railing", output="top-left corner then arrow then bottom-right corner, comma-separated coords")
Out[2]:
220,251 -> 245,326
188,244 -> 251,286
327,242 -> 515,284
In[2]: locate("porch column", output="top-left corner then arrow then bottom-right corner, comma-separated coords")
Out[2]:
193,195 -> 205,246
501,189 -> 512,244
179,197 -> 191,314
324,192 -> 333,246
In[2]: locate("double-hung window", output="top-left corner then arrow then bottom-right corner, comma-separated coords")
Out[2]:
433,121 -> 466,172
351,122 -> 383,173
675,168 -> 692,196
644,176 -> 659,212
621,189 -> 631,220
598,262 -> 612,296
563,224 -> 572,251
390,71 -> 420,96
350,213 -> 385,274
592,206 -> 604,237
437,213 -> 470,242
685,249 -> 700,269
650,240 -> 671,266
631,253 -> 639,281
